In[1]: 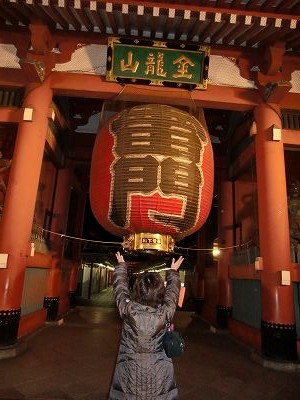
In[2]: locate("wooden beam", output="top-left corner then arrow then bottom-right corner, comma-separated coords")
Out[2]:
280,93 -> 300,110
282,129 -> 300,146
50,72 -> 261,111
0,69 -> 26,86
0,66 -> 299,113
0,107 -> 22,123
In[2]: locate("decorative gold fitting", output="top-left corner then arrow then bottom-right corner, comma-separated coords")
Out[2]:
19,58 -> 45,82
123,233 -> 175,253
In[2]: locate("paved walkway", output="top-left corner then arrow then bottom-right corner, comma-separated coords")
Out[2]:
76,287 -> 116,308
0,289 -> 299,400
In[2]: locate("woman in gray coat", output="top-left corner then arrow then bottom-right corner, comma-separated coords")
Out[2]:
108,252 -> 184,400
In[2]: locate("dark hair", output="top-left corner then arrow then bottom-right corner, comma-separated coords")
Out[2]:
133,272 -> 166,307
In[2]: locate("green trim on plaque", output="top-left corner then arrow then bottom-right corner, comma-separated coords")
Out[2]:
106,37 -> 209,89
123,233 -> 175,252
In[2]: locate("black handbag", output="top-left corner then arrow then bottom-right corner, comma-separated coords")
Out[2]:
162,322 -> 185,358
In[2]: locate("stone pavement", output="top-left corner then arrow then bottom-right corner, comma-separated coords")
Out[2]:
0,289 -> 299,400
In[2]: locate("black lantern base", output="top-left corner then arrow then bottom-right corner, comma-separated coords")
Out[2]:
261,320 -> 298,362
0,308 -> 21,347
43,297 -> 59,321
216,305 -> 232,329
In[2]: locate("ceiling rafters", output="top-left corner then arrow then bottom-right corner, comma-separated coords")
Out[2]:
234,15 -> 279,47
0,8 -> 9,26
149,7 -> 166,39
260,0 -> 276,10
187,11 -> 209,41
127,5 -> 138,36
222,15 -> 253,46
215,0 -> 231,8
135,5 -> 145,37
54,3 -> 82,31
246,21 -> 279,48
100,2 -> 119,34
185,10 -> 203,42
244,0 -> 261,12
111,8 -> 125,36
259,19 -> 292,48
86,4 -> 107,34
119,4 -> 131,36
4,1 -> 32,25
172,9 -> 187,41
211,14 -> 238,44
291,4 -> 300,13
285,29 -> 300,50
287,37 -> 300,51
230,0 -> 247,9
69,6 -> 94,33
161,8 -> 177,39
0,2 -> 23,26
204,12 -> 228,43
277,0 -> 300,13
0,1 -> 298,53
34,3 -> 66,30
183,10 -> 201,40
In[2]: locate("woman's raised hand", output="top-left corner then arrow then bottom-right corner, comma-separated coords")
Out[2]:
116,251 -> 125,263
170,256 -> 184,271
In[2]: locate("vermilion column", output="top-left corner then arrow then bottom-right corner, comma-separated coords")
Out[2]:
254,103 -> 297,361
44,257 -> 61,321
73,191 -> 87,259
50,168 -> 72,253
69,261 -> 80,308
216,170 -> 233,328
43,168 -> 72,320
0,79 -> 53,346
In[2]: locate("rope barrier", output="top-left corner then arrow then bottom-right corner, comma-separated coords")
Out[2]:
41,228 -> 123,246
40,228 -> 253,252
175,240 -> 252,251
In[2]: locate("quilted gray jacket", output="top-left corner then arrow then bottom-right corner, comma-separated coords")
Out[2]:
108,262 -> 181,400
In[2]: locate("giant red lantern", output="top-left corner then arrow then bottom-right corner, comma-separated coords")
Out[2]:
90,104 -> 214,252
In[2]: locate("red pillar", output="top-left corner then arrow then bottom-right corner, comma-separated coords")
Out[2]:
216,170 -> 233,328
50,168 -> 72,252
41,168 -> 73,320
0,79 -> 52,346
69,261 -> 80,308
254,103 -> 297,361
44,257 -> 61,321
73,191 -> 87,259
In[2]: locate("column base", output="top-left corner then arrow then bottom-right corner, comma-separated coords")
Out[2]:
216,305 -> 232,329
0,308 -> 21,346
261,320 -> 298,362
0,340 -> 27,360
251,351 -> 300,371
